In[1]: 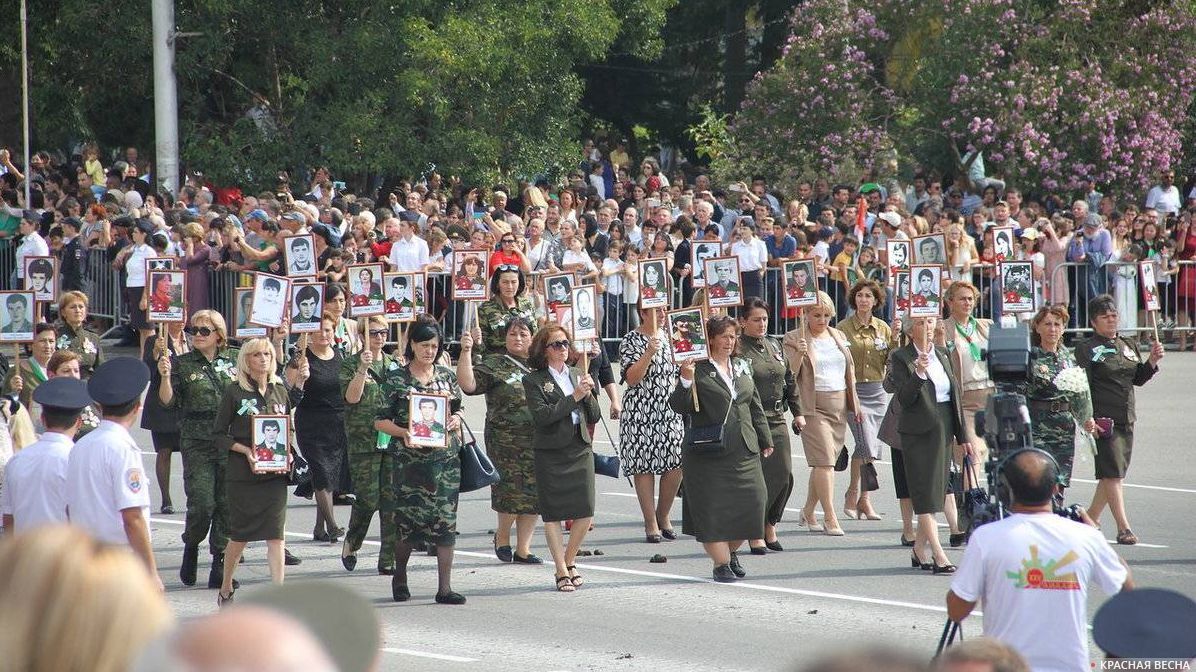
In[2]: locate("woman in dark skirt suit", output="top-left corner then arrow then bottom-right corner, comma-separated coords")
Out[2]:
670,315 -> 773,583
736,298 -> 800,553
523,324 -> 601,593
1075,294 -> 1163,545
211,336 -> 308,605
296,315 -> 348,543
885,315 -> 971,575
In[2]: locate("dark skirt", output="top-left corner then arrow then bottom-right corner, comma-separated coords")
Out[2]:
487,426 -> 539,516
126,286 -> 149,329
761,414 -> 794,526
390,445 -> 461,546
296,408 -> 348,491
1095,424 -> 1134,479
681,443 -> 766,543
534,428 -> 595,522
891,447 -> 910,500
151,431 -> 180,453
225,451 -> 287,541
900,402 -> 953,515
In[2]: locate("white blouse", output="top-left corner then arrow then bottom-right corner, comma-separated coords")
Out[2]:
916,347 -> 952,402
812,336 -> 847,392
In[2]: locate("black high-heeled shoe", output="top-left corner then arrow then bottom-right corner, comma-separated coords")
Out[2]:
748,545 -> 768,555
765,540 -> 784,552
932,561 -> 957,575
911,550 -> 931,570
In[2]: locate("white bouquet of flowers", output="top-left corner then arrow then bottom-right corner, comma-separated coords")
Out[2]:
1052,366 -> 1090,396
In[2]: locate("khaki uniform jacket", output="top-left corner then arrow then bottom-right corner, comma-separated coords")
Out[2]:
668,359 -> 771,455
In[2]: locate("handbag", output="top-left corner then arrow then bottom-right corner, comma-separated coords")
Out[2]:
958,456 -> 990,539
458,419 -> 501,493
287,451 -> 311,487
834,446 -> 849,472
685,422 -> 725,455
861,461 -> 880,492
594,453 -> 621,478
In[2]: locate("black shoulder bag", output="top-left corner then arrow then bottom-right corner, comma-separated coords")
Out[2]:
458,418 -> 501,493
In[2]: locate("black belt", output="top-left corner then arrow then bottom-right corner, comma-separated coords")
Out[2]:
1028,398 -> 1071,413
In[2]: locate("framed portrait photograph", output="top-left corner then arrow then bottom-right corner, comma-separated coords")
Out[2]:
348,262 -> 385,317
908,264 -> 943,318
667,308 -> 708,362
999,261 -> 1036,314
571,285 -> 598,341
1139,261 -> 1161,312
690,241 -> 723,288
233,287 -> 268,339
451,249 -> 490,301
251,415 -> 290,473
893,270 -> 911,315
384,271 -> 424,322
146,257 -> 175,272
703,256 -> 742,308
991,226 -> 1015,262
543,272 -> 574,314
886,240 -> 911,287
783,259 -> 818,308
290,282 -> 325,333
23,256 -> 57,303
638,259 -> 669,309
913,233 -> 947,266
147,270 -> 187,323
249,272 -> 292,329
408,392 -> 449,449
283,234 -> 318,278
0,291 -> 36,343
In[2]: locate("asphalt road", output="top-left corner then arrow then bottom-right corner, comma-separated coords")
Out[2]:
134,346 -> 1195,671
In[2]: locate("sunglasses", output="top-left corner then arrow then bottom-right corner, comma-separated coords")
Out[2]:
496,264 -> 520,272
547,339 -> 571,350
501,239 -> 516,244
368,329 -> 388,337
185,326 -> 215,337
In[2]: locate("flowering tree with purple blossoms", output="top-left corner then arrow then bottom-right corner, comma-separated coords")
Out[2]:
715,0 -> 1196,194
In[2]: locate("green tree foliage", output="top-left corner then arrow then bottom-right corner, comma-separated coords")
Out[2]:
0,0 -> 672,189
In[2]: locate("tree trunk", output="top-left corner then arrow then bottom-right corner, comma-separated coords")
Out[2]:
722,3 -> 748,113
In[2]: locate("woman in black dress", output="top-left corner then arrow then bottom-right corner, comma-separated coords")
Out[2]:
212,336 -> 308,604
296,315 -> 348,543
141,322 -> 187,514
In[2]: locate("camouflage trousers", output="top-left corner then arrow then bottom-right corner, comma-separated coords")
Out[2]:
345,450 -> 397,569
1030,410 -> 1077,488
386,443 -> 461,547
180,438 -> 229,554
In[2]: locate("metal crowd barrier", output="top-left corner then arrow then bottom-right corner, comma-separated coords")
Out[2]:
0,239 -> 15,286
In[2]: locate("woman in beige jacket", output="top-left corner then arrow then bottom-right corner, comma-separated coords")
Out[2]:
783,291 -> 860,536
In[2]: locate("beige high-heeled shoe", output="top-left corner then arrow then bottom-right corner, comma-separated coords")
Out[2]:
798,510 -> 824,532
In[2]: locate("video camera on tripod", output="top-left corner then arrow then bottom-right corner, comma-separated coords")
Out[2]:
968,323 -> 1084,532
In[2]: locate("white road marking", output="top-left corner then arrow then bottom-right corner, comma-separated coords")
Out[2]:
380,648 -> 479,663
1070,478 -> 1196,494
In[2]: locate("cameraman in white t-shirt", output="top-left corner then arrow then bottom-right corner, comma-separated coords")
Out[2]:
946,449 -> 1132,672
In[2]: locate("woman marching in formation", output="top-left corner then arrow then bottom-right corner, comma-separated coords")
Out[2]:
458,318 -> 544,564
339,316 -> 401,574
735,298 -> 800,553
211,333 -> 308,605
522,324 -> 601,592
376,318 -> 468,604
670,315 -> 772,582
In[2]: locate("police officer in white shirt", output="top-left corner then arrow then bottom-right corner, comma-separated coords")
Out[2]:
946,449 -> 1132,672
65,357 -> 162,588
0,378 -> 92,532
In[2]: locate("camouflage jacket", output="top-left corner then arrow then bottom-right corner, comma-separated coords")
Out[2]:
477,296 -> 537,355
1018,346 -> 1093,422
467,352 -> 534,432
54,322 -> 104,378
166,347 -> 241,441
340,350 -> 402,453
378,364 -> 463,451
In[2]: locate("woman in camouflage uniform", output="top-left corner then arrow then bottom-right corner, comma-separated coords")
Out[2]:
476,266 -> 537,356
376,320 -> 467,605
53,290 -> 103,379
1019,305 -> 1097,489
339,316 -> 402,574
457,317 -> 542,565
157,309 -> 240,589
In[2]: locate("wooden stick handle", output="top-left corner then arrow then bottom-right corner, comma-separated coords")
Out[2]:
691,379 -> 700,413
